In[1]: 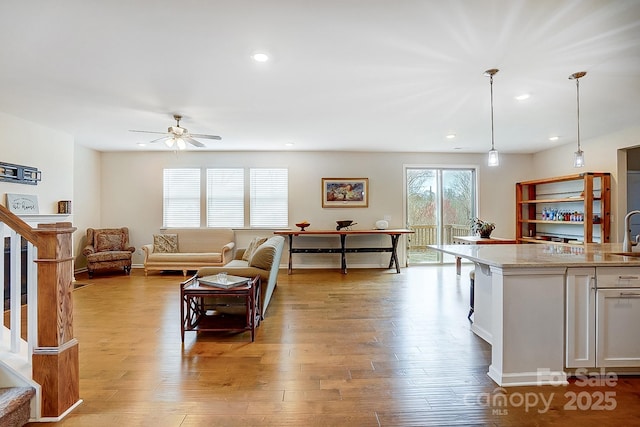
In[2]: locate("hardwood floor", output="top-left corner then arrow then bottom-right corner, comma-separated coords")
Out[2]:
27,265 -> 640,426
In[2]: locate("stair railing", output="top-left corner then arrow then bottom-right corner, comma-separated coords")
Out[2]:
0,203 -> 80,420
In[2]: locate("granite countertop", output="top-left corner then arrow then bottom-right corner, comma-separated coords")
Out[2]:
429,243 -> 640,268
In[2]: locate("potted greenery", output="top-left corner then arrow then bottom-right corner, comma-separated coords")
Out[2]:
471,217 -> 495,238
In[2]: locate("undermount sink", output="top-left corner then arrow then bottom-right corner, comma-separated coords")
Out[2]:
608,252 -> 640,258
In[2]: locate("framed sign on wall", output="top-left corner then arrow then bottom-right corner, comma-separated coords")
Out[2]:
6,193 -> 40,214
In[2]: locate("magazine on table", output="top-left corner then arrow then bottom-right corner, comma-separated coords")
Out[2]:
198,274 -> 250,289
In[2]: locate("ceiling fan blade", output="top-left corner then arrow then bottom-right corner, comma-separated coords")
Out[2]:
190,133 -> 222,140
184,136 -> 205,147
148,136 -> 172,144
129,130 -> 168,136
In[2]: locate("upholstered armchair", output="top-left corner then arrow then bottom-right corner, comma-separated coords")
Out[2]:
83,227 -> 135,278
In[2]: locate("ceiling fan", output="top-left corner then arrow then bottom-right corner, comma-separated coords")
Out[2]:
129,114 -> 222,149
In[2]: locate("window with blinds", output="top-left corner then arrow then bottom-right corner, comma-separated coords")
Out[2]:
206,168 -> 245,227
164,167 -> 289,228
163,168 -> 200,227
250,168 -> 288,228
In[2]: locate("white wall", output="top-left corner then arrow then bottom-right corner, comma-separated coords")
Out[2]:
532,126 -> 640,241
0,112 -> 74,212
72,143 -> 101,268
100,150 -> 533,268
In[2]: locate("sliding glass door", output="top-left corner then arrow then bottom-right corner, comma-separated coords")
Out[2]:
406,167 -> 476,264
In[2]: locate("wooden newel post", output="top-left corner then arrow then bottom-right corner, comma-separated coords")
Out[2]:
32,222 -> 81,418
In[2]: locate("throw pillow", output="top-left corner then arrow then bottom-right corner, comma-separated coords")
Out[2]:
242,237 -> 268,261
153,234 -> 178,253
95,231 -> 125,252
249,240 -> 275,270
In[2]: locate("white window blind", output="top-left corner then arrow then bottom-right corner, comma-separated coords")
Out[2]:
163,169 -> 200,227
250,168 -> 288,228
206,168 -> 244,227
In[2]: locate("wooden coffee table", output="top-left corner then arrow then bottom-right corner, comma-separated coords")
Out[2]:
180,275 -> 261,342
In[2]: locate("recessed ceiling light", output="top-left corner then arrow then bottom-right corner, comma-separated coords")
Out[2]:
136,142 -> 146,147
515,94 -> 530,101
285,142 -> 294,147
549,136 -> 559,141
446,133 -> 456,139
252,52 -> 269,62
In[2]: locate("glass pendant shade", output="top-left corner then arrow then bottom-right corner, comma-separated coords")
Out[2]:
164,138 -> 175,148
488,148 -> 499,167
573,149 -> 585,168
176,138 -> 186,150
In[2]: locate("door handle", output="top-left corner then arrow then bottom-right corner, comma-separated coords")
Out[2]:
618,276 -> 639,280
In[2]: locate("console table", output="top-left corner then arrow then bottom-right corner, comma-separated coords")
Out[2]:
274,229 -> 413,274
180,275 -> 261,342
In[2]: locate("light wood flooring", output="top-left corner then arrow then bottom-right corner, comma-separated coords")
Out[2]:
25,265 -> 640,426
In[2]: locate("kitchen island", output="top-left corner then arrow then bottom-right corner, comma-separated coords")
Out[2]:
429,243 -> 640,387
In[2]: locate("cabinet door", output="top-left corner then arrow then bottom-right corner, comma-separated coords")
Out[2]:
596,288 -> 640,367
566,268 -> 596,367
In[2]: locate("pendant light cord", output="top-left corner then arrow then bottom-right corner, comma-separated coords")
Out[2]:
490,74 -> 495,151
575,78 -> 581,152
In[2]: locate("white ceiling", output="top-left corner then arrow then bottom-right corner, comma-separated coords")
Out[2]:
0,0 -> 639,153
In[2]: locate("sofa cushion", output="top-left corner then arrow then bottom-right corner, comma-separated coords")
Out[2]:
153,234 -> 178,253
147,252 -> 223,264
249,240 -> 277,270
169,228 -> 234,253
95,230 -> 125,252
242,237 -> 268,261
87,250 -> 134,262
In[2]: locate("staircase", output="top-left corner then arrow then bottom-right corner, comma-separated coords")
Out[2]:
1,205 -> 81,422
0,387 -> 35,426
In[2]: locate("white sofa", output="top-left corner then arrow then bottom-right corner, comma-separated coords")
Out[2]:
142,228 -> 235,276
197,235 -> 285,316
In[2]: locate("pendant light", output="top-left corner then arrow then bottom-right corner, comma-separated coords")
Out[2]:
484,68 -> 500,167
569,71 -> 587,168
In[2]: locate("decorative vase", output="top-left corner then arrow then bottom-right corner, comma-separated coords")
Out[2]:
480,230 -> 492,239
375,219 -> 389,230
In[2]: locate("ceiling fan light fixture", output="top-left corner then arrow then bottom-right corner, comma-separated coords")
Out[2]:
484,68 -> 500,167
129,113 -> 221,149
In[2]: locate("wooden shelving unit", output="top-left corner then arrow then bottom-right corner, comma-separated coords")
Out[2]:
516,172 -> 611,245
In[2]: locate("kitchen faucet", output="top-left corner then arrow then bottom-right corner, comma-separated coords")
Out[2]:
622,210 -> 640,252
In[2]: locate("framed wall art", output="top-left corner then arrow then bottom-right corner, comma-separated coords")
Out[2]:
322,178 -> 368,208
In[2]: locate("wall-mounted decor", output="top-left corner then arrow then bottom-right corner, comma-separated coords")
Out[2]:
6,193 -> 39,214
322,178 -> 368,208
0,162 -> 42,185
58,200 -> 72,214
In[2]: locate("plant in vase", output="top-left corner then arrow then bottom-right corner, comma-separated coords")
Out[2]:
471,217 -> 495,238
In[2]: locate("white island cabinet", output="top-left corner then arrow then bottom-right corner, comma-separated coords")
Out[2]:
429,243 -> 640,387
594,267 -> 640,368
565,268 -> 596,368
